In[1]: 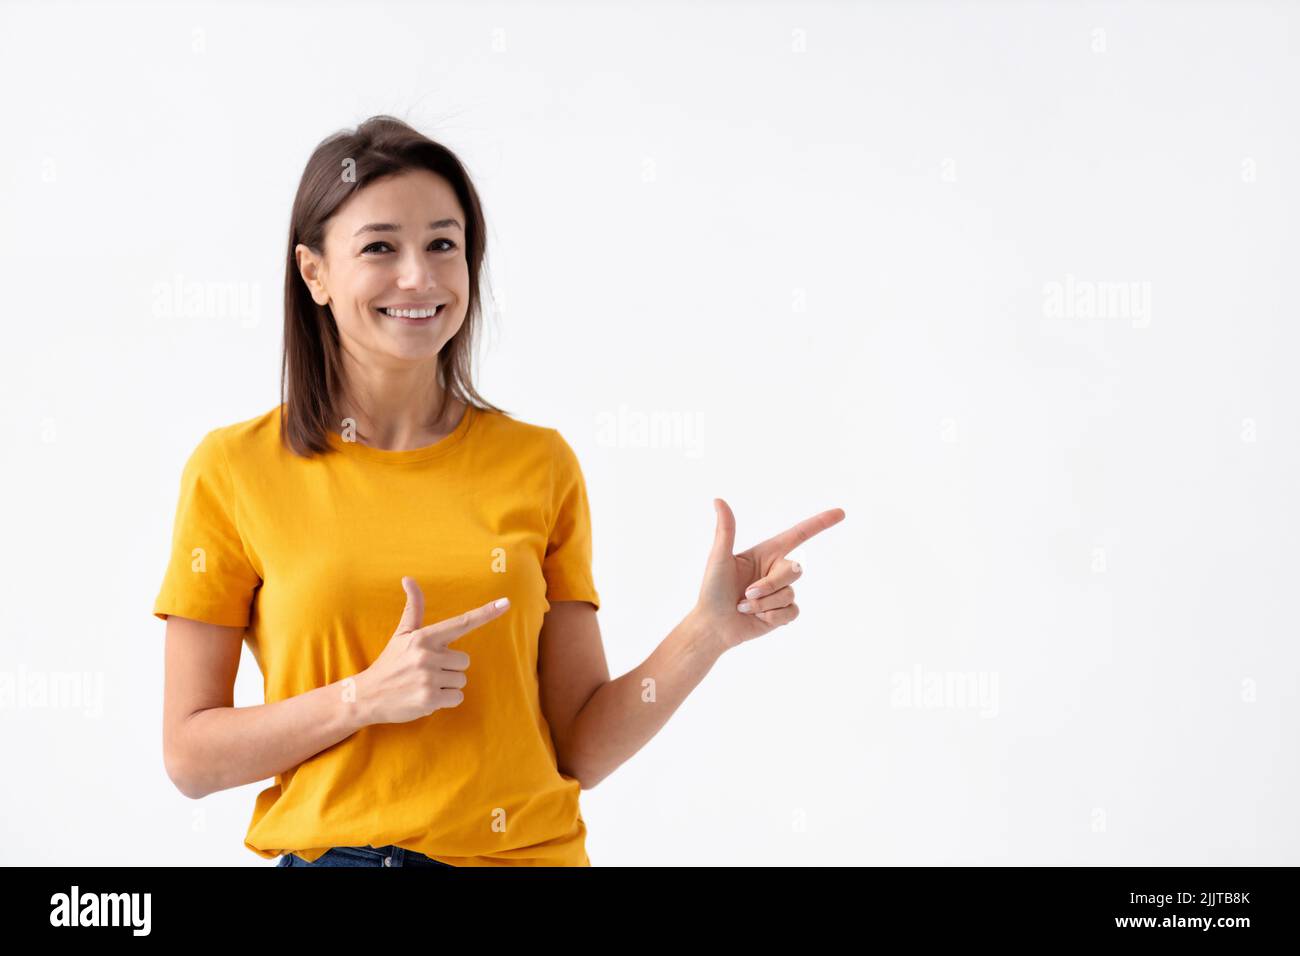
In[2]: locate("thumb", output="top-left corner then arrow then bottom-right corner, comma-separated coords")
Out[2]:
397,575 -> 425,633
709,497 -> 736,563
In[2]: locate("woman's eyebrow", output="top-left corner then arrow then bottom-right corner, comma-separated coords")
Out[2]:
352,218 -> 463,236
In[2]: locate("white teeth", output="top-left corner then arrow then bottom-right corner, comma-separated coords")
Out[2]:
380,306 -> 441,318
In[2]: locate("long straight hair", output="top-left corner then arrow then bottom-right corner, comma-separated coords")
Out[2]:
280,115 -> 508,457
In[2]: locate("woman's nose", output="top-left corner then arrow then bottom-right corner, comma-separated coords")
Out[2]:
397,254 -> 437,289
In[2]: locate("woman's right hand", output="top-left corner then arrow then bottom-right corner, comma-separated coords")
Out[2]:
353,576 -> 511,726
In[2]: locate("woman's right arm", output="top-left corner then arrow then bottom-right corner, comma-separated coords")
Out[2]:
162,615 -> 372,800
161,578 -> 511,800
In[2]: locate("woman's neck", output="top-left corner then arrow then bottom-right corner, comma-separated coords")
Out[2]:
338,360 -> 461,451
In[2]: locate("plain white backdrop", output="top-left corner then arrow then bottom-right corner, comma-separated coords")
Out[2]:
1,0 -> 1296,865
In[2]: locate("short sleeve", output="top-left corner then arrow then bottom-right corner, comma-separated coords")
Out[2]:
541,430 -> 600,610
152,429 -> 262,627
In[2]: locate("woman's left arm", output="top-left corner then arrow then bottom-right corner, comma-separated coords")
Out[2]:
540,498 -> 845,790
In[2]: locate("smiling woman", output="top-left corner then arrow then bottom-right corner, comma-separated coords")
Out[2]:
152,114 -> 845,869
281,118 -> 502,454
153,116 -> 613,866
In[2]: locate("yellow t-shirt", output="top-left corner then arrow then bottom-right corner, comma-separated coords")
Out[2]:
152,402 -> 601,866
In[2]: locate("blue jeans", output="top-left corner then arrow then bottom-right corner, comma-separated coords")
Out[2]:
277,845 -> 454,867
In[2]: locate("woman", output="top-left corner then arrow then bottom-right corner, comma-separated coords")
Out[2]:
153,115 -> 845,867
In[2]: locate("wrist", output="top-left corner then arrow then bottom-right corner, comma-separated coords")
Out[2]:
338,670 -> 376,732
682,607 -> 733,661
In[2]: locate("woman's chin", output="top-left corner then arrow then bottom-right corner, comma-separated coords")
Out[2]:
381,337 -> 448,363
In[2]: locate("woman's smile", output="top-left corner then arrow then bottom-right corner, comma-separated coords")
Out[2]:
375,302 -> 448,325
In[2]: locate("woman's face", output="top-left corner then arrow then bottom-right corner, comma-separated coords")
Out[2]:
296,168 -> 470,366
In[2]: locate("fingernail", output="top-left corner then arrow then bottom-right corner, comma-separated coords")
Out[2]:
737,601 -> 752,613
791,561 -> 802,573
744,586 -> 761,599
495,597 -> 510,609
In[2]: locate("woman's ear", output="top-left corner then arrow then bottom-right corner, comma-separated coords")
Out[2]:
295,243 -> 330,306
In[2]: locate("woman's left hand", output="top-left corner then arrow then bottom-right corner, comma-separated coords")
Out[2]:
691,498 -> 846,654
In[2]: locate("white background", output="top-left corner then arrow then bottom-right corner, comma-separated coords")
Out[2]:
1,0 -> 1296,865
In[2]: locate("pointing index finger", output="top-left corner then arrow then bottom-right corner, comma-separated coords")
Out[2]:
414,596 -> 511,648
757,507 -> 846,559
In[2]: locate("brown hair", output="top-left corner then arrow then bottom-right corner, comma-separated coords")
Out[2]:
280,114 -> 509,457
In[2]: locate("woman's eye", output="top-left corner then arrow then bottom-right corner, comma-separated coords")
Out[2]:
362,239 -> 457,254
